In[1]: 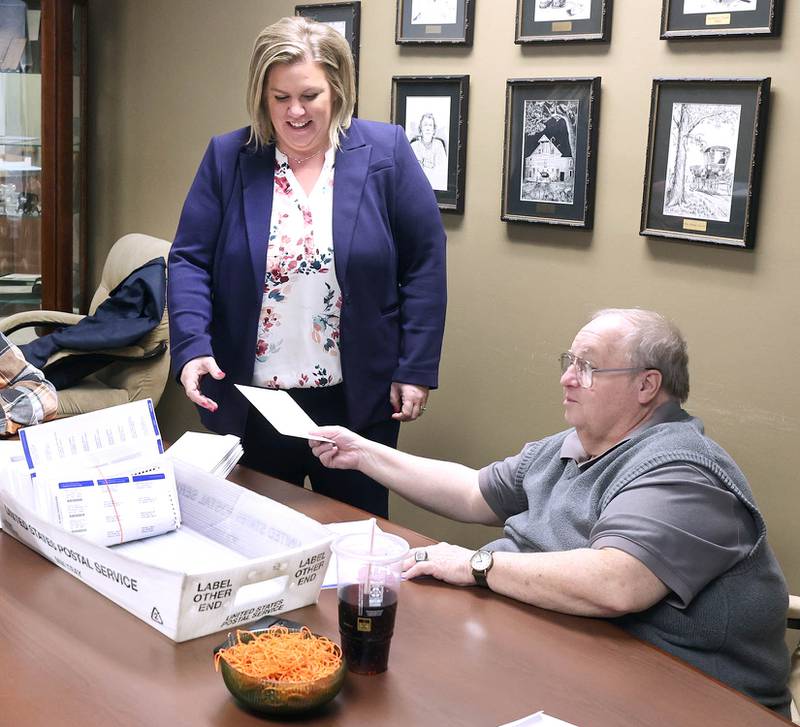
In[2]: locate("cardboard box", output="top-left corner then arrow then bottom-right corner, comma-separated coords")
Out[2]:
0,459 -> 334,642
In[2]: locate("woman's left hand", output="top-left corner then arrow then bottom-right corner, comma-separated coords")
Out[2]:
390,382 -> 429,422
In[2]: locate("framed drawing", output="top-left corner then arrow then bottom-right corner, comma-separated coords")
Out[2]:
515,0 -> 612,43
661,0 -> 782,39
501,77 -> 600,228
391,75 -> 470,213
395,0 -> 475,45
640,78 -> 771,249
295,2 -> 361,94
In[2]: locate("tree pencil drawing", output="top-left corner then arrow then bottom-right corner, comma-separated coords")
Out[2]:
520,99 -> 578,204
663,102 -> 741,222
525,99 -> 578,159
683,0 -> 758,14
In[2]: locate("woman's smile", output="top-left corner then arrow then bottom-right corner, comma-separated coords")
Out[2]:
266,59 -> 332,159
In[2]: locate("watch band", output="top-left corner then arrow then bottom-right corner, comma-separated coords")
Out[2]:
471,549 -> 493,588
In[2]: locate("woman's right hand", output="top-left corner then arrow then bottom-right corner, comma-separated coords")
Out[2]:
179,356 -> 225,412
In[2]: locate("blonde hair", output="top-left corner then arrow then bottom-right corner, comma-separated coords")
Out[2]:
246,16 -> 355,150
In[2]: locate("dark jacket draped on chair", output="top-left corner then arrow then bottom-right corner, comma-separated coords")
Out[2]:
20,258 -> 166,389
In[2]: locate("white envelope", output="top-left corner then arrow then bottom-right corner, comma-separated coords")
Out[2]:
235,385 -> 335,442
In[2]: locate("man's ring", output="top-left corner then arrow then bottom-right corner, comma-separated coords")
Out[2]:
421,407 -> 427,412
414,550 -> 429,562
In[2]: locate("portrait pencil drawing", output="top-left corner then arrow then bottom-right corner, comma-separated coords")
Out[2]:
321,20 -> 347,37
411,0 -> 458,25
405,95 -> 451,192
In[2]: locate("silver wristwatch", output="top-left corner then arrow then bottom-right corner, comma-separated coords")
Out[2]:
470,549 -> 494,588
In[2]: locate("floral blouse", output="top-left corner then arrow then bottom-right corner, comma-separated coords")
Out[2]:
251,148 -> 343,390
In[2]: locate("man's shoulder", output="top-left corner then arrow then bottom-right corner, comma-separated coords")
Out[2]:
636,414 -> 713,452
512,429 -> 574,467
621,415 -> 751,490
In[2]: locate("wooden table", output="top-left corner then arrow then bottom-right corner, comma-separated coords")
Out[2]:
0,465 -> 789,726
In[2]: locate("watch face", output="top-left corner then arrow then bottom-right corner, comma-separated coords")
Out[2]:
471,551 -> 492,570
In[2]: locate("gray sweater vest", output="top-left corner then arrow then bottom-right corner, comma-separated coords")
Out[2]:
490,416 -> 790,714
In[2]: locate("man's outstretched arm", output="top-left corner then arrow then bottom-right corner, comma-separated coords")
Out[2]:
309,426 -> 499,525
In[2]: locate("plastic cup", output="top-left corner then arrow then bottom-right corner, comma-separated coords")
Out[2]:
331,531 -> 409,675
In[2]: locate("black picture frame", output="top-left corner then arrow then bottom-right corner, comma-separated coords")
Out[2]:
501,77 -> 600,228
395,0 -> 475,45
391,75 -> 470,214
515,0 -> 612,43
295,2 -> 361,98
660,0 -> 782,39
640,78 -> 770,249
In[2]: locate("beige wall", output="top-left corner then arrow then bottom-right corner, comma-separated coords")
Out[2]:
88,0 -> 800,591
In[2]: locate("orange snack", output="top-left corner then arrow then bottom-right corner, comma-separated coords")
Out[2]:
214,626 -> 342,683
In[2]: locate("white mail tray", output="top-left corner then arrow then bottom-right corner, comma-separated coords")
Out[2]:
0,459 -> 333,642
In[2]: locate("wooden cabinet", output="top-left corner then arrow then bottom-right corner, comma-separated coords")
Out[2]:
0,0 -> 86,316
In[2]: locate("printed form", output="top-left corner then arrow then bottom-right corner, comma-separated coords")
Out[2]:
0,439 -> 24,530
9,400 -> 180,547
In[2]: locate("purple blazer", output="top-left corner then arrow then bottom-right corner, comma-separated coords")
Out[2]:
168,119 -> 447,435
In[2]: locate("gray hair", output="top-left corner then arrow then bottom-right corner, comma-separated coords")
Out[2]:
246,16 -> 355,150
591,308 -> 690,403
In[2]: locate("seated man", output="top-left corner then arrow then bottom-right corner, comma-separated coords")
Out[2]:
310,308 -> 790,715
0,331 -> 58,436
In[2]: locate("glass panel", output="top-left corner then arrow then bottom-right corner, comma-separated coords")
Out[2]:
72,1 -> 83,313
0,0 -> 42,317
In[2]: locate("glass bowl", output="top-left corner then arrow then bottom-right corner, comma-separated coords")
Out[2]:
214,626 -> 346,716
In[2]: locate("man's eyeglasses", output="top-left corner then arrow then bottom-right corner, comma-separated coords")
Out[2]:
559,352 -> 657,389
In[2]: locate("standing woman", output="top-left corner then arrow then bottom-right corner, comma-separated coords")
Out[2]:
168,17 -> 447,517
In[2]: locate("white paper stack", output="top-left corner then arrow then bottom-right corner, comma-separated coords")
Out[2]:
499,711 -> 579,727
0,439 -> 25,531
7,399 -> 181,547
165,431 -> 243,479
